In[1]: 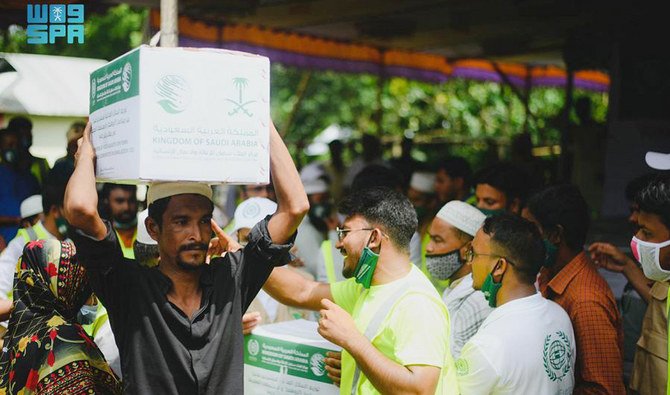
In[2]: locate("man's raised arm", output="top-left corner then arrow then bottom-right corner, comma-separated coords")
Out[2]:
266,123 -> 309,244
64,122 -> 106,240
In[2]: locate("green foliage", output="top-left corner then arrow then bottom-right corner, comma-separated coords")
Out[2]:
0,4 -> 147,60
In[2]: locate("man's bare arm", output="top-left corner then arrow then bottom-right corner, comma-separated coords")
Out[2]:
266,123 -> 309,245
263,267 -> 332,311
63,122 -> 106,240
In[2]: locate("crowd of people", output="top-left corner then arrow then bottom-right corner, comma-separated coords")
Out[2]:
0,115 -> 668,395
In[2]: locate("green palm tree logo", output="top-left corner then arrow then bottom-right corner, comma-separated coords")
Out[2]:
227,77 -> 256,117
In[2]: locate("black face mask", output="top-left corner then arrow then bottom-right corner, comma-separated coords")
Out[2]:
308,202 -> 332,233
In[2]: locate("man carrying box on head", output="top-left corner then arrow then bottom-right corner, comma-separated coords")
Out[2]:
264,186 -> 458,394
64,122 -> 308,394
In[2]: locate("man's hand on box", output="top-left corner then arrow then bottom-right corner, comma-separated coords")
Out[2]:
242,311 -> 262,335
74,122 -> 96,166
317,299 -> 363,350
325,351 -> 342,387
207,219 -> 242,262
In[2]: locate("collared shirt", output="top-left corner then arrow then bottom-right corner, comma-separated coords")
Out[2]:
442,273 -> 493,358
539,252 -> 625,395
71,216 -> 294,394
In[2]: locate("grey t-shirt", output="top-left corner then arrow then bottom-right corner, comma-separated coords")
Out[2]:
72,216 -> 293,394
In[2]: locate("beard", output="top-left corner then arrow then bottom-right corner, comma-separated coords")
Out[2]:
340,248 -> 358,279
175,242 -> 208,270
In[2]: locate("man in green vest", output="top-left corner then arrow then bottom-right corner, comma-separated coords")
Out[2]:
100,183 -> 138,259
7,116 -> 50,187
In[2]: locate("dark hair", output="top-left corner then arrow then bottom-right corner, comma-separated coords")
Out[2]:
148,197 -> 171,228
8,116 -> 32,132
625,173 -> 659,202
101,183 -> 137,201
635,175 -> 670,228
339,187 -> 417,252
526,185 -> 590,251
42,179 -> 66,213
482,214 -> 545,284
474,162 -> 530,206
351,165 -> 404,192
437,157 -> 472,188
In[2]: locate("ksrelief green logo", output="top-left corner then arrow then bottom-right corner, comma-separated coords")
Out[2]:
543,331 -> 572,382
309,353 -> 326,377
122,62 -> 132,92
227,77 -> 256,117
155,75 -> 191,114
455,358 -> 469,376
247,339 -> 260,357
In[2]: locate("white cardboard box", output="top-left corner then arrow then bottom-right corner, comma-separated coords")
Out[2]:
244,319 -> 341,395
89,45 -> 270,184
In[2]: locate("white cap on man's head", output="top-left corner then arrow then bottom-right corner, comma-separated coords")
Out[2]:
303,178 -> 329,195
233,197 -> 277,232
410,172 -> 436,193
147,182 -> 213,205
20,195 -> 43,219
646,151 -> 670,170
136,208 -> 157,245
435,200 -> 486,237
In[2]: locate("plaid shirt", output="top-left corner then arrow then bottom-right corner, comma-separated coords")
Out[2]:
539,252 -> 625,395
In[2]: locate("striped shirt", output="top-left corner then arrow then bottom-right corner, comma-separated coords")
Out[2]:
442,273 -> 493,358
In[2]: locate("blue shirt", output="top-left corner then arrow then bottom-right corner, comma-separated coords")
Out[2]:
0,164 -> 40,243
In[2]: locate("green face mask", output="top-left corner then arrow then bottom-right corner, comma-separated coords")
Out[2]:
480,264 -> 503,308
478,208 -> 506,218
353,237 -> 380,289
543,239 -> 559,267
55,217 -> 69,237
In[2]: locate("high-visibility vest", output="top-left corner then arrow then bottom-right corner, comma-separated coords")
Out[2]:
17,221 -> 50,244
82,302 -> 110,338
419,232 -> 451,293
321,240 -> 336,284
115,229 -> 137,259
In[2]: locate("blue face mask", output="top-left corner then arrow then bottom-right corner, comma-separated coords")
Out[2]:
55,217 -> 70,237
77,304 -> 98,326
543,239 -> 559,267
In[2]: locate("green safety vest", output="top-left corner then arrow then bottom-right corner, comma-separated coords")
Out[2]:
115,229 -> 137,259
30,158 -> 50,186
17,222 -> 50,244
321,240 -> 336,284
82,302 -> 110,338
419,232 -> 451,293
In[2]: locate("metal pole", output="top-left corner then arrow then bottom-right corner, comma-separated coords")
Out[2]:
160,0 -> 179,47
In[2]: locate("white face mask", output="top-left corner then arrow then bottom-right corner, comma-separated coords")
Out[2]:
631,236 -> 670,282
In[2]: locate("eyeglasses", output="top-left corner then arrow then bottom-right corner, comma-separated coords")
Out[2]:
464,247 -> 515,266
335,227 -> 374,241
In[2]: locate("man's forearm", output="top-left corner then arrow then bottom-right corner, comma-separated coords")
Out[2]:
263,267 -> 331,311
64,130 -> 106,239
346,335 -> 439,395
622,258 -> 652,303
266,123 -> 309,244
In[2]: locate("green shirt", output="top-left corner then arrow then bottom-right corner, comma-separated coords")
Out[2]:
331,265 -> 458,394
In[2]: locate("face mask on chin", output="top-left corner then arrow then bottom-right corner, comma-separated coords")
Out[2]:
352,232 -> 380,289
480,261 -> 504,308
113,217 -> 138,230
543,239 -> 559,267
1,149 -> 17,164
631,236 -> 670,282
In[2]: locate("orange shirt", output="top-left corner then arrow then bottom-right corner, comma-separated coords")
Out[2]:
539,252 -> 625,395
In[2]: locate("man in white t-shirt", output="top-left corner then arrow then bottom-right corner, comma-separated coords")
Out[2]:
456,214 -> 576,395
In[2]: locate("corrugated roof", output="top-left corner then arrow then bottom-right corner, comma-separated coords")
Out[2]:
0,53 -> 106,117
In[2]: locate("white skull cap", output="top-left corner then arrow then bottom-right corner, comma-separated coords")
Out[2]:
435,200 -> 486,237
136,208 -> 157,245
233,197 -> 277,232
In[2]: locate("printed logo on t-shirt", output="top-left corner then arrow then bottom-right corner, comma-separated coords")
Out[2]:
543,331 -> 572,381
455,358 -> 469,376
